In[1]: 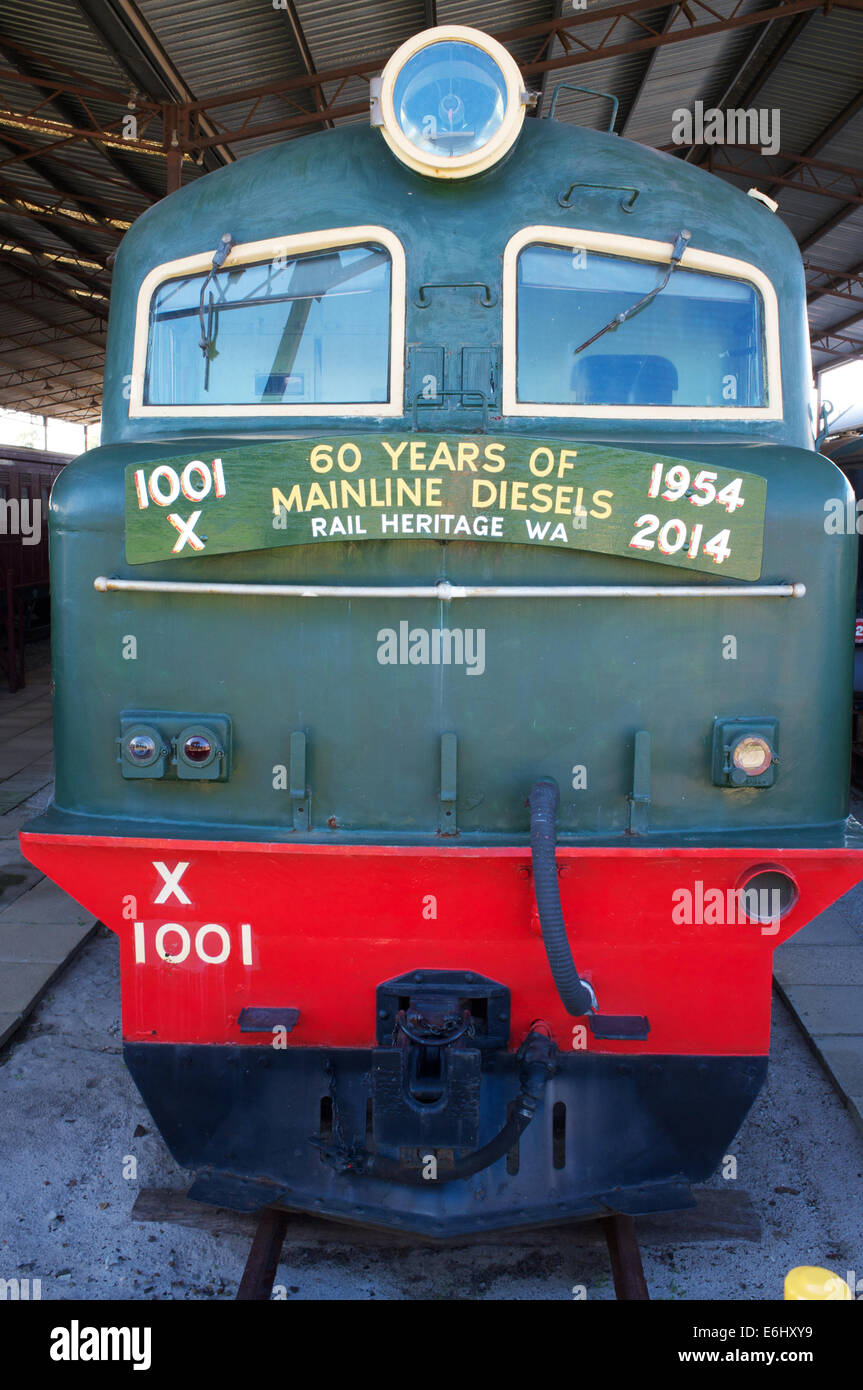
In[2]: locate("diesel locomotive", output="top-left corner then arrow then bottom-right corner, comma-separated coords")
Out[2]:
20,25 -> 863,1236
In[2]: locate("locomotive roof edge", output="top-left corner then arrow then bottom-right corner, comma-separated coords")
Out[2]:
97,117 -> 814,452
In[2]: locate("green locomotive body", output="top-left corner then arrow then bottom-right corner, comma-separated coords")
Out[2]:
21,26 -> 863,1235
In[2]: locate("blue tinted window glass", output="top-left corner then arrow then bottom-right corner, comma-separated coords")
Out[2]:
516,244 -> 766,408
145,243 -> 391,406
393,41 -> 507,159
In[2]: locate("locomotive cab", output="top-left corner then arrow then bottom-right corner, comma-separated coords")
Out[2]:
20,25 -> 863,1236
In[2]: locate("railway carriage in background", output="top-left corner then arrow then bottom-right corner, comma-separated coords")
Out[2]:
0,446 -> 68,691
823,424 -> 863,773
19,25 -> 863,1235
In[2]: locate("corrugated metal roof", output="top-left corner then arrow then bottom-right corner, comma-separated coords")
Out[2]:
0,0 -> 862,415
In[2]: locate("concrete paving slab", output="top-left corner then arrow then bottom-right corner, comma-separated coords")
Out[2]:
0,919 -> 95,963
783,907 -> 862,946
0,876 -> 90,924
0,959 -> 65,1015
774,983 -> 863,1036
808,1036 -> 863,1110
0,714 -> 52,734
0,1010 -> 21,1048
0,775 -> 50,800
846,1097 -> 863,1140
0,753 -> 54,781
773,947 -> 863,987
0,782 -> 54,836
0,863 -> 43,911
0,781 -> 54,815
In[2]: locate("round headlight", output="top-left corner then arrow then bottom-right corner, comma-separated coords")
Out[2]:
378,26 -> 527,179
731,735 -> 773,777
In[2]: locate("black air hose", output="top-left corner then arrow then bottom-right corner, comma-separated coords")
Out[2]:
528,778 -> 597,1017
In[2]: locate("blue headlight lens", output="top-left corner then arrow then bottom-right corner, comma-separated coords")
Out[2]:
392,41 -> 508,159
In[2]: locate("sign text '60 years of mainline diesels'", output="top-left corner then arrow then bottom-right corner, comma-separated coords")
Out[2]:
125,435 -> 767,580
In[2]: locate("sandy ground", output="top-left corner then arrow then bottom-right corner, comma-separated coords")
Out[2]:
1,920 -> 861,1302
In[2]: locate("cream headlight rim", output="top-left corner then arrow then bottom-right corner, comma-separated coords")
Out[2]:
378,25 -> 527,180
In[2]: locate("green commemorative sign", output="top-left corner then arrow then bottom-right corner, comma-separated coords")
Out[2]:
125,434 -> 766,580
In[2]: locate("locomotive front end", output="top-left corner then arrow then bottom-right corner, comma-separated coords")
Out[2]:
20,26 -> 863,1236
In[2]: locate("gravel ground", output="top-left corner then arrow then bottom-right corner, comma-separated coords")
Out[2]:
1,924 -> 861,1302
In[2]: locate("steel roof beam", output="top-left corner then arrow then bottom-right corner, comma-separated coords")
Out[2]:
0,242 -> 109,307
765,84 -> 863,208
807,262 -> 863,305
810,303 -> 863,342
0,231 -> 109,287
0,181 -> 127,238
811,328 -> 863,353
0,317 -> 106,352
0,281 -> 108,349
175,0 -> 852,120
0,352 -> 106,390
276,0 -> 333,132
682,11 -> 816,164
620,6 -> 679,138
0,384 -> 100,413
0,1 -> 858,158
530,0 -> 565,119
0,126 -> 138,259
0,271 -> 108,336
73,0 -> 231,168
0,34 -> 160,206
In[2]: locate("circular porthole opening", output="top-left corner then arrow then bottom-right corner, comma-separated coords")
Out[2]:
736,866 -> 798,924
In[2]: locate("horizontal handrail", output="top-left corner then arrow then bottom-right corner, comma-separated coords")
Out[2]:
94,577 -> 806,600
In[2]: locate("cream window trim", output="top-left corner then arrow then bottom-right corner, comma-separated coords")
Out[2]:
129,225 -> 406,419
502,225 -> 783,422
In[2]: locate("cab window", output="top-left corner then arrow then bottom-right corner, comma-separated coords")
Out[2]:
144,242 -> 393,408
516,242 -> 766,410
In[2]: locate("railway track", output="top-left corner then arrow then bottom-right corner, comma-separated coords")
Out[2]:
234,1206 -> 650,1301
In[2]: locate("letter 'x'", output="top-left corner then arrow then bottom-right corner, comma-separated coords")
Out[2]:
168,511 -> 204,553
153,861 -> 191,905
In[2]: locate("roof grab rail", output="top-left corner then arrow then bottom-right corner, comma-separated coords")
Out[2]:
547,82 -> 619,133
558,181 -> 640,213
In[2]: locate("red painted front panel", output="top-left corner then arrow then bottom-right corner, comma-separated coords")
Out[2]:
19,832 -> 863,1056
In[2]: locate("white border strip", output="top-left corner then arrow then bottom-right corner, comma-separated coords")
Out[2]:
501,225 -> 783,421
94,577 -> 805,600
129,225 -> 406,419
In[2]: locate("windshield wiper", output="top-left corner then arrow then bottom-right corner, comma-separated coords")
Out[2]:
573,228 -> 691,357
198,232 -> 235,386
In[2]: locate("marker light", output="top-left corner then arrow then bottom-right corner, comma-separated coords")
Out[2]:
731,735 -> 773,778
376,26 -> 527,179
128,733 -> 158,764
175,723 -> 225,780
183,734 -> 213,765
